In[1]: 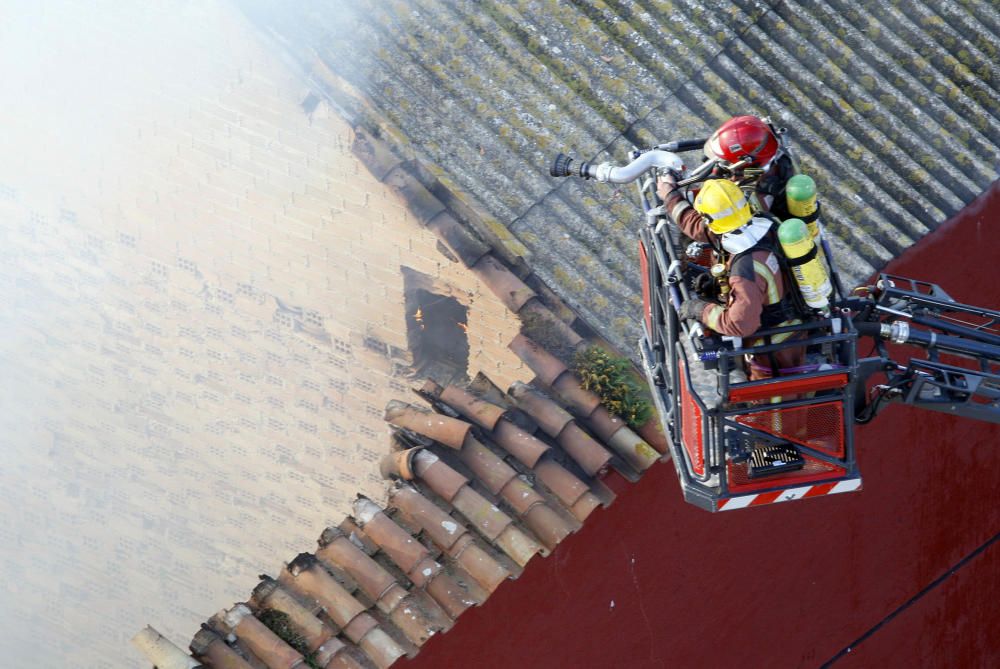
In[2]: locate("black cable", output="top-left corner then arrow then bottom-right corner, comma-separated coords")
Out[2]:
821,529 -> 1000,667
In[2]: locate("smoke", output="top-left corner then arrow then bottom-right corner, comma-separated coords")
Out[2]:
0,2 -> 382,667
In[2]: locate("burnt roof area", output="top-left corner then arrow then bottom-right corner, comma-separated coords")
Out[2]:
238,0 -> 1000,353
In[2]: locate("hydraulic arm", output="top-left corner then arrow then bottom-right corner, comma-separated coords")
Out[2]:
850,276 -> 1000,425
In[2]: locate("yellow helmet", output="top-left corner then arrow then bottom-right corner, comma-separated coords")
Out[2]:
693,179 -> 752,234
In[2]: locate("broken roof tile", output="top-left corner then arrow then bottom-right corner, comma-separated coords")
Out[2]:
468,372 -> 517,410
131,626 -> 200,669
384,400 -> 471,449
438,383 -> 507,431
380,446 -> 421,481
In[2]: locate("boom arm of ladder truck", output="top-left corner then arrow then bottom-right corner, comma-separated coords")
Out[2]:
848,275 -> 1000,425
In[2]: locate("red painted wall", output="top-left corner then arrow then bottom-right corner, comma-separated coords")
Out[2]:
404,182 -> 1000,669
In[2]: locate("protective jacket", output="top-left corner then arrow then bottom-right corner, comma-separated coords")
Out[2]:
664,189 -> 804,378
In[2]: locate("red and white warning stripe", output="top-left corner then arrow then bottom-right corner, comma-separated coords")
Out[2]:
717,478 -> 862,511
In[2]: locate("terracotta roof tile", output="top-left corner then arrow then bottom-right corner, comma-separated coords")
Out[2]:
604,424 -> 661,473
379,447 -> 421,481
570,491 -> 604,523
529,459 -> 590,508
520,500 -> 576,550
385,485 -> 466,553
250,577 -> 335,653
316,533 -> 453,650
221,603 -> 305,669
383,400 -> 471,449
437,383 -> 507,431
584,404 -> 627,443
202,614 -> 265,669
507,381 -> 573,436
350,497 -> 476,619
316,529 -> 398,607
353,498 -> 430,574
279,556 -> 387,656
387,484 -> 511,594
190,627 -> 256,669
490,418 -> 550,468
145,360 -> 668,668
508,333 -> 567,386
131,626 -> 200,669
507,337 -> 660,474
467,372 -> 517,410
337,518 -> 381,556
635,418 -> 670,456
344,619 -> 405,669
490,521 -> 546,567
550,372 -> 603,416
469,255 -> 536,313
410,449 -> 469,503
508,383 -> 611,477
446,485 -> 515,544
457,436 -> 518,495
461,437 -> 578,549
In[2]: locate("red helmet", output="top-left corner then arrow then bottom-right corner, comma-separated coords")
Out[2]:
704,115 -> 779,167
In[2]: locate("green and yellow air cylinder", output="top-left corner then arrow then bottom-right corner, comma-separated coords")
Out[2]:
778,218 -> 831,312
786,174 -> 820,238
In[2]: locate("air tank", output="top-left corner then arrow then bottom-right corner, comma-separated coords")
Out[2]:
778,218 -> 831,312
786,174 -> 820,238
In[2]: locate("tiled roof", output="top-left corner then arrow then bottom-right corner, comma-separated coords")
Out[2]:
134,341 -> 667,668
236,0 -> 1000,351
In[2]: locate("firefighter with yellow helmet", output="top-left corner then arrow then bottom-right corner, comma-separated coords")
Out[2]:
657,176 -> 805,380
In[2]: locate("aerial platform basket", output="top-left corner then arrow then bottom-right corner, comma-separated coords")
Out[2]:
637,187 -> 861,513
549,141 -> 1000,513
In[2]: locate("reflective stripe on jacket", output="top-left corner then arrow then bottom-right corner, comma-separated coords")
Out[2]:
664,189 -> 799,341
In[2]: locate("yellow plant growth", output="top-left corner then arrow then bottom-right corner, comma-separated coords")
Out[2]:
572,346 -> 652,429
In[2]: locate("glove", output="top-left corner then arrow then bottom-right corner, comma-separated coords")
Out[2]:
678,298 -> 710,322
656,169 -> 681,200
692,272 -> 719,301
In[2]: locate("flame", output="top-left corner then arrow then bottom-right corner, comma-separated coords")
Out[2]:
414,308 -> 424,330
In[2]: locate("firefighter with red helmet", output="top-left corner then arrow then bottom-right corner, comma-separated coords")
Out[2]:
657,176 -> 804,380
701,115 -> 794,220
